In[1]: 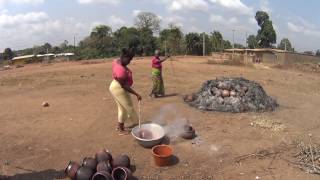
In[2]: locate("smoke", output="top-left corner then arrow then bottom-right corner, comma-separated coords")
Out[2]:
150,104 -> 191,140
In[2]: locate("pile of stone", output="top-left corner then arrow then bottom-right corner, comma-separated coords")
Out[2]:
184,77 -> 278,113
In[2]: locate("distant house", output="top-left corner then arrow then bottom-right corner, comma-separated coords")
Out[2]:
223,48 -> 320,65
12,54 -> 40,64
55,53 -> 75,61
11,53 -> 76,64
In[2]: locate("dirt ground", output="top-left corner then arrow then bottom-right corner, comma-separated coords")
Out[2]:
1,56 -> 320,180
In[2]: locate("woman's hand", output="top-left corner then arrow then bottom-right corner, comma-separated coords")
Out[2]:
136,94 -> 142,101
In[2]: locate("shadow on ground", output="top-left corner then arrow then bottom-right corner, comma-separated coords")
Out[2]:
0,169 -> 65,180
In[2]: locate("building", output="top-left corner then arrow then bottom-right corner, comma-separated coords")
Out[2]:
11,53 -> 75,64
12,55 -> 40,64
223,48 -> 320,65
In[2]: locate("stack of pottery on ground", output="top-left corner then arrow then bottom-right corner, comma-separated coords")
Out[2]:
184,77 -> 278,113
65,149 -> 133,180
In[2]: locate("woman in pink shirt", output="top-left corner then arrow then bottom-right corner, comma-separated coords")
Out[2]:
109,48 -> 142,135
150,50 -> 170,98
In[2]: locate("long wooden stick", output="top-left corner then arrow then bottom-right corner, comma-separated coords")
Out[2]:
138,101 -> 141,129
170,56 -> 175,75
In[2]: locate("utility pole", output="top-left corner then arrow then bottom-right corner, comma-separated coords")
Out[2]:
245,31 -> 248,48
203,33 -> 205,56
73,35 -> 76,54
285,41 -> 287,51
164,40 -> 167,56
232,29 -> 235,55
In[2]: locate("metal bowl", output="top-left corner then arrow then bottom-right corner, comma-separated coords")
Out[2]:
131,123 -> 165,148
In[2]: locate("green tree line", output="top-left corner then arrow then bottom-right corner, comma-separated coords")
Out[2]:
2,11 -> 320,62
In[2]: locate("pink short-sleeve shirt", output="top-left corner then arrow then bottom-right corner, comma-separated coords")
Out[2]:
112,59 -> 133,87
152,56 -> 162,70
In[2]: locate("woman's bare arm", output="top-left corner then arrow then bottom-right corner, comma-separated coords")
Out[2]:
116,78 -> 142,101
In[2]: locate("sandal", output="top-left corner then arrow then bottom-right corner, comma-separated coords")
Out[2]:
116,123 -> 131,136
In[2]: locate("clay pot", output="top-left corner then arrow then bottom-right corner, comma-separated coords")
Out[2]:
95,149 -> 113,163
112,167 -> 133,180
222,90 -> 230,97
112,155 -> 130,168
152,145 -> 173,167
230,91 -> 236,97
65,161 -> 80,179
184,94 -> 194,102
82,157 -> 98,171
76,166 -> 94,180
180,125 -> 196,140
92,171 -> 113,180
96,161 -> 112,174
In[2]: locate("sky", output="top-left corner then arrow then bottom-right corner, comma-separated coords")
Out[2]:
0,0 -> 319,52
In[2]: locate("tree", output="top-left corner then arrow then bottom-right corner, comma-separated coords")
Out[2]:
255,11 -> 276,48
134,12 -> 161,33
90,25 -> 116,57
185,33 -> 202,55
223,40 -> 232,49
3,48 -> 14,60
43,43 -> 52,52
278,38 -> 293,52
247,35 -> 258,49
52,46 -> 62,54
90,25 -> 112,38
159,25 -> 183,55
138,27 -> 157,56
114,26 -> 141,54
234,43 -> 245,49
60,40 -> 68,50
210,31 -> 223,52
77,24 -> 117,59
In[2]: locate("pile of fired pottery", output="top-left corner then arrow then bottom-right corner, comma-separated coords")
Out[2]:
65,149 -> 134,180
184,77 -> 278,113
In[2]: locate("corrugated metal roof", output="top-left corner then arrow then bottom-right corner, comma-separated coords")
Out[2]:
12,55 -> 35,60
224,48 -> 287,53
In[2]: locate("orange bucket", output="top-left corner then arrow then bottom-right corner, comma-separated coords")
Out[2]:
152,145 -> 173,167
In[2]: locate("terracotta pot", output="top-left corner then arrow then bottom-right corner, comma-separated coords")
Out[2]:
82,157 -> 98,171
185,94 -> 194,102
230,91 -> 236,97
152,145 -> 173,167
65,161 -> 80,179
95,149 -> 113,163
76,166 -> 94,180
112,155 -> 130,168
96,161 -> 112,174
92,171 -> 113,180
222,90 -> 230,97
111,167 -> 133,180
180,125 -> 196,140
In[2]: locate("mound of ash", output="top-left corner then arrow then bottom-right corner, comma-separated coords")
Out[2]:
184,77 -> 278,113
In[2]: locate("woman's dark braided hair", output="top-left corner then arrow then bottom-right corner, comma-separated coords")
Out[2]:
121,48 -> 135,60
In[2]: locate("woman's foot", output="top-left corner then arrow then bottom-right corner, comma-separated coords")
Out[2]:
116,123 -> 130,135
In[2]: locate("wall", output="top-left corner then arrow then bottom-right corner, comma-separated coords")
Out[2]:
282,53 -> 320,65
